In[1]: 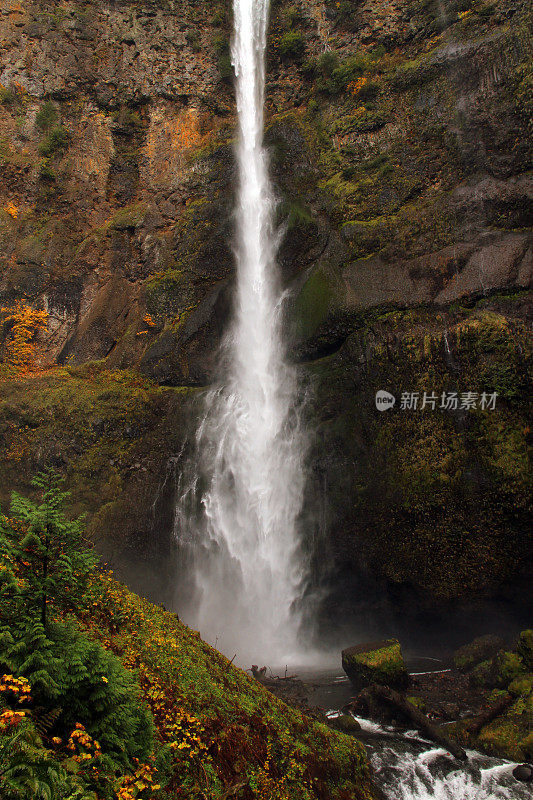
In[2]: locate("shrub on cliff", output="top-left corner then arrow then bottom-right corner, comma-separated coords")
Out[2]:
38,126 -> 69,158
35,101 -> 58,131
278,31 -> 306,62
316,52 -> 373,95
0,300 -> 48,376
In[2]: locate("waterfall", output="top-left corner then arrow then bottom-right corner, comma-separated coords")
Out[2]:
175,0 -> 308,664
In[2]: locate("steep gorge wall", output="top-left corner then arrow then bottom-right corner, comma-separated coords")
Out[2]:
0,0 -> 531,619
0,0 -> 235,383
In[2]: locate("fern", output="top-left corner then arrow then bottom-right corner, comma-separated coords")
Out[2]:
0,475 -> 154,792
0,722 -> 63,799
31,708 -> 62,738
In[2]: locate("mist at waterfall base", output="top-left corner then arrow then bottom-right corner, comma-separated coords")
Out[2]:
173,0 -> 317,666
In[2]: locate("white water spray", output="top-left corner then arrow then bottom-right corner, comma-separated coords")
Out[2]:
175,0 -> 308,664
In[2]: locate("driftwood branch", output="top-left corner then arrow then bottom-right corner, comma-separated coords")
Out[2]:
358,684 -> 467,761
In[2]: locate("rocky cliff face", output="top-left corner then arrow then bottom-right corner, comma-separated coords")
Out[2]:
0,0 -> 531,622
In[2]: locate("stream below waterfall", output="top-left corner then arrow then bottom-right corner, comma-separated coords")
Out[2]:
286,667 -> 532,799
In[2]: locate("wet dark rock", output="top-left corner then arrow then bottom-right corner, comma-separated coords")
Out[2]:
332,714 -> 361,733
454,635 -> 506,673
513,764 -> 533,782
517,631 -> 533,671
432,754 -> 459,775
356,684 -> 468,760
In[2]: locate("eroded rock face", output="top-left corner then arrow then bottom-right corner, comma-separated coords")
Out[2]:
1,0 -> 530,381
0,0 -> 234,380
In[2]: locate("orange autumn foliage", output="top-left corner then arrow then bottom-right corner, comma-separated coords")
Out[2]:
4,202 -> 19,218
348,76 -> 368,97
1,300 -> 48,374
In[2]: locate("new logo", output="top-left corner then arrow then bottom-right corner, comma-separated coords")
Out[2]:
375,390 -> 396,411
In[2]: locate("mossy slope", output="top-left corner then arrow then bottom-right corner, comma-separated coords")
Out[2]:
80,571 -> 380,799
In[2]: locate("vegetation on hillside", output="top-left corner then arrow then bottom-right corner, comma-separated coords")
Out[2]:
0,476 -> 379,800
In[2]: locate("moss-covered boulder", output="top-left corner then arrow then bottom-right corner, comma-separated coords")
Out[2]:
331,714 -> 362,734
342,639 -> 409,690
469,650 -> 527,690
449,636 -> 533,760
518,630 -> 533,671
476,689 -> 533,761
453,635 -> 506,673
470,659 -> 493,689
509,674 -> 533,697
491,650 -> 528,689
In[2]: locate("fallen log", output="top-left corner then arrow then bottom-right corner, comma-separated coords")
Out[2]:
360,684 -> 468,761
465,692 -> 513,736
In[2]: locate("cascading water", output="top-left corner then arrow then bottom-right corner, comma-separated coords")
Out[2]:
319,680 -> 531,800
175,0 -> 308,664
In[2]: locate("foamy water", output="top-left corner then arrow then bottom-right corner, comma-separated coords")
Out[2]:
370,739 -> 530,799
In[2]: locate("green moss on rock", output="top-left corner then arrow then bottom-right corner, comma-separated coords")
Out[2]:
492,650 -> 527,689
406,696 -> 427,712
304,301 -> 532,605
509,673 -> 533,697
342,639 -> 409,690
470,659 -> 493,688
0,366 -> 192,601
294,267 -> 335,340
110,203 -> 148,230
477,688 -> 533,761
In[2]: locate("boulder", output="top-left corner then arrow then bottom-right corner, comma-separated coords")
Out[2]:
509,674 -> 533,697
518,631 -> 533,671
470,659 -> 493,688
490,650 -> 527,689
342,639 -> 409,690
512,764 -> 532,783
332,714 -> 362,734
476,690 -> 533,761
453,635 -> 505,673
